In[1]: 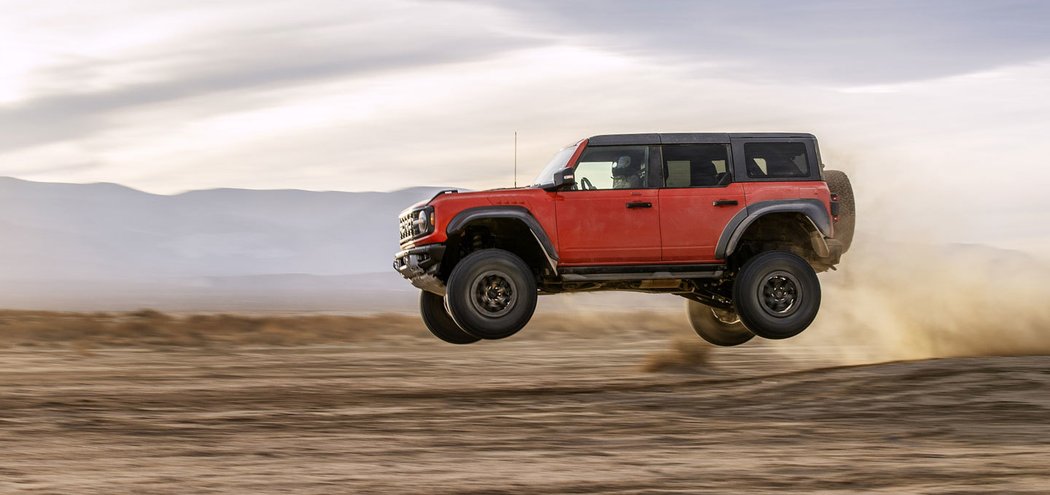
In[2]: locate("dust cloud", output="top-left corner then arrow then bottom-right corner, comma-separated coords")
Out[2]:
797,240 -> 1050,363
6,237 -> 1047,368
641,337 -> 713,373
748,155 -> 1050,364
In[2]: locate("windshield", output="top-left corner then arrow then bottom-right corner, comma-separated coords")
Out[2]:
531,141 -> 582,186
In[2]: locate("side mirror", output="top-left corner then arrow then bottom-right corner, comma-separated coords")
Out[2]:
544,167 -> 575,191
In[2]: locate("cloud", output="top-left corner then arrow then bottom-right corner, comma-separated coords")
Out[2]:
0,0 -> 542,152
482,0 -> 1050,84
3,0 -> 1050,255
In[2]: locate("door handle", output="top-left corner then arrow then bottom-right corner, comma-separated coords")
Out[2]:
712,199 -> 739,207
626,201 -> 653,209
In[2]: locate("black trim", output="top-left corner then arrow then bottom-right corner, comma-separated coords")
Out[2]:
561,264 -> 722,275
393,244 -> 446,277
647,144 -> 664,188
716,208 -> 751,259
587,133 -> 662,145
393,245 -> 448,295
396,244 -> 446,263
715,199 -> 832,259
560,263 -> 723,281
445,206 -> 560,264
586,132 -> 815,147
659,133 -> 731,144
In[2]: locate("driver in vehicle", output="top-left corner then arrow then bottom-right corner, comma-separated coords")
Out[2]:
611,156 -> 643,189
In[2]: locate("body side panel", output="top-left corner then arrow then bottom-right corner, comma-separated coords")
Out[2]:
659,183 -> 746,263
553,188 -> 662,264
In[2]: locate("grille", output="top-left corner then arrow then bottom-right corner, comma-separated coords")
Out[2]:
399,207 -> 434,245
399,212 -> 416,243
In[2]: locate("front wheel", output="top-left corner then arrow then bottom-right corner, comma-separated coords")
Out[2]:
733,251 -> 821,340
420,291 -> 480,344
445,249 -> 537,340
686,300 -> 754,347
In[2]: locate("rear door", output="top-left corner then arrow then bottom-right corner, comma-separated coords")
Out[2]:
658,143 -> 746,262
554,144 -> 662,264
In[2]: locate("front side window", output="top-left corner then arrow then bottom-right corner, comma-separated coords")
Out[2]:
745,142 -> 809,178
572,146 -> 650,190
662,144 -> 730,187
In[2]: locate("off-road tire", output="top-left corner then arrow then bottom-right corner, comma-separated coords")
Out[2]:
825,170 -> 855,252
445,249 -> 537,340
686,300 -> 755,347
733,251 -> 821,340
419,291 -> 480,344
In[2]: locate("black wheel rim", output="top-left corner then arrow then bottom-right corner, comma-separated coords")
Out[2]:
469,270 -> 517,318
757,270 -> 801,317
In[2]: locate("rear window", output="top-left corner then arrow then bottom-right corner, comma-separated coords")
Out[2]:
744,142 -> 809,178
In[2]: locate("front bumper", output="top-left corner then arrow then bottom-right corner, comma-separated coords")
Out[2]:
393,244 -> 447,295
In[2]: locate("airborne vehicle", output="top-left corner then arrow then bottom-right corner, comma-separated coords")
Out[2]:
394,133 -> 855,345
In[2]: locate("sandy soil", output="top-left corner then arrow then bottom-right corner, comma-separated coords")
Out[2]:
1,315 -> 1048,494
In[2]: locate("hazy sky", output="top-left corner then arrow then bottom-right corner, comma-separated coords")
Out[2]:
2,0 -> 1050,248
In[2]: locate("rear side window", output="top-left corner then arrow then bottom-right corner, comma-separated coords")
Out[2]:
744,142 -> 809,178
662,144 -> 730,187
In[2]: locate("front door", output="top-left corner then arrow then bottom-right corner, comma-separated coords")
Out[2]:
554,144 -> 662,264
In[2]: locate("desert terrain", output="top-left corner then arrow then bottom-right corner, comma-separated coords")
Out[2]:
0,307 -> 1048,494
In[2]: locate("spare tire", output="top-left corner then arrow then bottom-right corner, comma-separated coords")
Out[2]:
824,169 -> 855,252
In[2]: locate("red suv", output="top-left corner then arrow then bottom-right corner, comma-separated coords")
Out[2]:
394,133 -> 855,346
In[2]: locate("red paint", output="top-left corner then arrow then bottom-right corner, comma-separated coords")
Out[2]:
659,183 -> 746,262
405,140 -> 835,264
554,188 -> 661,264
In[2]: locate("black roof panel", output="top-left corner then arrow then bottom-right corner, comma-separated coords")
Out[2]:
587,132 -> 815,145
586,133 -> 661,146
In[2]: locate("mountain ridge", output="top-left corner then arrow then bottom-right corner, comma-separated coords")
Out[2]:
0,176 -> 454,283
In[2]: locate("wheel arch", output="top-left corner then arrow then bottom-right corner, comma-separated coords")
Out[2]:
444,206 -> 559,276
716,199 -> 832,260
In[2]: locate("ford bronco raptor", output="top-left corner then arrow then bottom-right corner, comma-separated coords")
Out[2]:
394,133 -> 855,346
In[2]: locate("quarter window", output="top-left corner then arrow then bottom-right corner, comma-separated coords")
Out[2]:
662,144 -> 730,187
744,142 -> 809,178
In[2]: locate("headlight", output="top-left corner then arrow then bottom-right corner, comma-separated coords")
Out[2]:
410,207 -> 435,236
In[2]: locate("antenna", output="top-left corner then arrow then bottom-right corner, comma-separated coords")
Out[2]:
514,131 -> 518,188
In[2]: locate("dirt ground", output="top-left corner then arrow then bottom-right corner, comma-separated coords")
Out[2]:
0,311 -> 1048,494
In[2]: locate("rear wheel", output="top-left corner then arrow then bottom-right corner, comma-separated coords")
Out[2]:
419,291 -> 480,345
445,249 -> 537,340
733,251 -> 821,340
686,300 -> 754,347
825,169 -> 855,252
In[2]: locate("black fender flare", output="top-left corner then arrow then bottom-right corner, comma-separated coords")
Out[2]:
445,206 -> 560,271
715,199 -> 832,259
